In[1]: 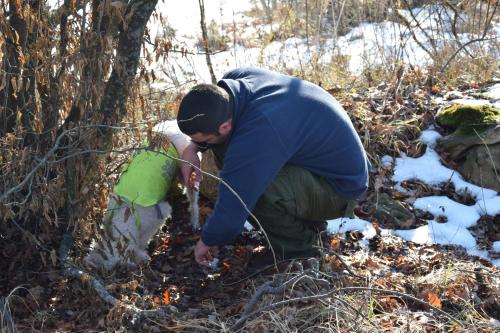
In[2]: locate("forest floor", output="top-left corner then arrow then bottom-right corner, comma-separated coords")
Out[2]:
2,80 -> 499,332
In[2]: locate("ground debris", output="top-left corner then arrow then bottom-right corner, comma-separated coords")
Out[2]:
3,80 -> 500,333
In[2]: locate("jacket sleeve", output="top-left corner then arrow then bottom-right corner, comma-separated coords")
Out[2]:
201,116 -> 289,246
221,67 -> 271,81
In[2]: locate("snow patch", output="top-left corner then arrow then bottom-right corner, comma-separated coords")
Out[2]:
450,99 -> 491,106
414,196 -> 480,228
244,220 -> 254,231
393,221 -> 477,250
475,196 -> 500,216
419,128 -> 442,148
393,148 -> 497,200
327,218 -> 377,240
485,83 -> 500,100
492,241 -> 500,253
381,155 -> 394,168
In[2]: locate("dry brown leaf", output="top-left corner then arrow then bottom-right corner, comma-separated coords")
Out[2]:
393,191 -> 407,200
365,257 -> 379,269
330,238 -> 341,251
372,222 -> 382,236
446,285 -> 468,303
427,292 -> 442,308
380,316 -> 393,329
81,272 -> 90,283
347,230 -> 363,241
397,262 -> 415,273
163,289 -> 170,305
374,124 -> 393,135
10,77 -> 17,93
378,297 -> 400,313
330,257 -> 343,272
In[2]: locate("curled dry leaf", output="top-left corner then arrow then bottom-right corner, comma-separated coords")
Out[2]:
427,292 -> 442,309
330,257 -> 343,272
163,289 -> 170,305
330,238 -> 341,251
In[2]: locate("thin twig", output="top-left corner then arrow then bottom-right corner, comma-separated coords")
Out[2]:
150,147 -> 279,270
396,6 -> 434,60
0,124 -> 143,205
242,281 -> 284,317
232,286 -> 338,330
222,257 -> 327,287
441,0 -> 498,73
339,287 -> 463,326
59,233 -> 117,305
0,296 -> 19,333
58,232 -> 173,327
439,37 -> 496,73
1,121 -> 278,267
232,284 -> 464,331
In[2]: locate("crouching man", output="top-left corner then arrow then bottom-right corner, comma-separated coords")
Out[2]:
176,67 -> 370,269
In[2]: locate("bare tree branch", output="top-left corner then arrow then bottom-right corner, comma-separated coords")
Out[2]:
198,0 -> 217,84
439,36 -> 496,74
0,294 -> 20,333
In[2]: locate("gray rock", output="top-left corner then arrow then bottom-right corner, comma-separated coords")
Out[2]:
437,125 -> 500,192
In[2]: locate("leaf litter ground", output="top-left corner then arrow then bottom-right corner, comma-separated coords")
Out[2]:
2,80 -> 500,332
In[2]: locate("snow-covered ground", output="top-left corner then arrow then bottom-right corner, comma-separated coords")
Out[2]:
328,84 -> 500,268
146,2 -> 499,90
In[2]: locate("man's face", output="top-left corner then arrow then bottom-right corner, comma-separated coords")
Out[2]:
189,131 -> 228,150
189,119 -> 232,150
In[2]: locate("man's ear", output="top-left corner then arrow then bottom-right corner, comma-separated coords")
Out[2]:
218,119 -> 232,135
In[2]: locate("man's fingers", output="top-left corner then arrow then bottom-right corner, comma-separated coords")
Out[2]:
188,171 -> 201,191
196,254 -> 210,267
194,252 -> 203,265
180,154 -> 202,190
194,239 -> 216,268
181,166 -> 192,188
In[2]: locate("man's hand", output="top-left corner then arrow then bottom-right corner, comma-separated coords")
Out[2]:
180,143 -> 202,191
194,239 -> 219,267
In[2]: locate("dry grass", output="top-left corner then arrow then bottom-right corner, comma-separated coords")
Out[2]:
140,241 -> 499,332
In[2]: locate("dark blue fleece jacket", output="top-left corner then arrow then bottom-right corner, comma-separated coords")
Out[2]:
201,67 -> 369,246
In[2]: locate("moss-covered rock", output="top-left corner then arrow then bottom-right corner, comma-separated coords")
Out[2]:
436,104 -> 500,136
437,124 -> 500,192
372,193 -> 415,228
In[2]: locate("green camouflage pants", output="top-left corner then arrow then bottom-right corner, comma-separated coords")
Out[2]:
211,144 -> 350,258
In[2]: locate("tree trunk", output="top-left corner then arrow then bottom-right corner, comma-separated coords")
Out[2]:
198,0 -> 217,84
62,0 -> 159,223
0,0 -> 159,244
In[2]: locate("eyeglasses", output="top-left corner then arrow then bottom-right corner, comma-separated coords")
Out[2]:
192,140 -> 211,150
